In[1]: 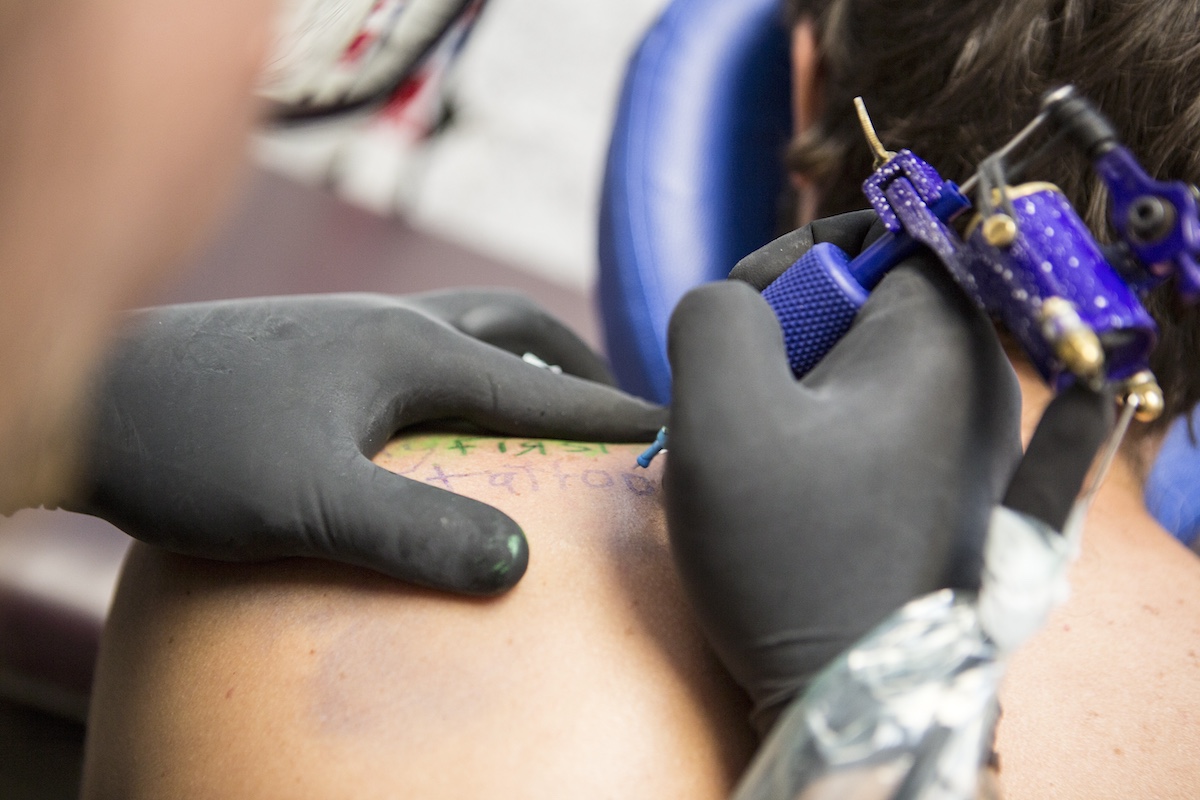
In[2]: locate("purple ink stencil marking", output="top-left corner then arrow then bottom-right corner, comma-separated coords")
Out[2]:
552,461 -> 572,490
423,464 -> 477,491
516,465 -> 540,492
383,446 -> 437,477
425,464 -> 455,490
488,472 -> 518,494
582,470 -> 615,489
621,473 -> 656,497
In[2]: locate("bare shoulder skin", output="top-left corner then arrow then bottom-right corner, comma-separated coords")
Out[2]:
83,384 -> 1200,798
81,436 -> 756,799
995,364 -> 1200,798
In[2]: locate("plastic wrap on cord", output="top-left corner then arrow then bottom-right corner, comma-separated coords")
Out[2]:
732,506 -> 1076,800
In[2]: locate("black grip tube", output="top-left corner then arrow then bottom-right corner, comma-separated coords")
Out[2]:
1002,383 -> 1114,531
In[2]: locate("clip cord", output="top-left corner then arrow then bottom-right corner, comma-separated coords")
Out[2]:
974,154 -> 1018,223
1001,384 -> 1115,532
960,109 -> 1049,196
961,85 -> 1114,197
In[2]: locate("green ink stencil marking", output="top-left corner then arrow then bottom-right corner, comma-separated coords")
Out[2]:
384,434 -> 631,457
393,435 -> 441,453
447,437 -> 480,455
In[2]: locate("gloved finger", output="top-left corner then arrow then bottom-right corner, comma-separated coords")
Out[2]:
666,282 -> 802,446
796,255 -> 1020,593
730,209 -> 879,290
404,289 -> 617,386
1004,383 -> 1115,530
405,338 -> 667,441
803,255 -> 1004,400
314,454 -> 530,595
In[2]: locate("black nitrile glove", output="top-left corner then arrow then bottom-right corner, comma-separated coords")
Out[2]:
728,209 -> 879,291
69,290 -> 664,595
664,214 -> 1023,733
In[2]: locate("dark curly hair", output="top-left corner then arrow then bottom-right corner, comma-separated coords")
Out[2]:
786,0 -> 1200,435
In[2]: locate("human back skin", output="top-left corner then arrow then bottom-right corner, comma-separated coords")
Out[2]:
81,435 -> 757,799
81,428 -> 1200,798
992,367 -> 1200,799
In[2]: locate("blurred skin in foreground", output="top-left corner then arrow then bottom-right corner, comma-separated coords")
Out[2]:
0,0 -> 278,511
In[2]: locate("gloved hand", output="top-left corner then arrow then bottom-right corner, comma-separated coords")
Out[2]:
68,290 -> 664,595
664,211 -> 1023,733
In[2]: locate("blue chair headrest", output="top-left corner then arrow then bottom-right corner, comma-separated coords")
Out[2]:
1146,407 -> 1200,547
598,0 -> 792,403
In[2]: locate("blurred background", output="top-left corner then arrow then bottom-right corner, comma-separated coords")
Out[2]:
260,0 -> 671,292
0,0 -> 670,795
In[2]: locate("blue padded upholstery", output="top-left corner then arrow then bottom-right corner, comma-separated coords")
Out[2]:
598,0 -> 792,403
1146,407 -> 1200,547
596,0 -> 1199,545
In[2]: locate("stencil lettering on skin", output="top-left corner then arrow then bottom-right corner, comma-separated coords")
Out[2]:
375,436 -> 656,498
297,435 -> 676,742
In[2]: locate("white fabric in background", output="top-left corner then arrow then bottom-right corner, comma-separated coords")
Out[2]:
256,0 -> 671,292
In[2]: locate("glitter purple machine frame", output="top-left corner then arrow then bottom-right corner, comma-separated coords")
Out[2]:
762,86 -> 1200,417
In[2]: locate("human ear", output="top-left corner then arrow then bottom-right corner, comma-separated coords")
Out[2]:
791,17 -> 822,137
790,16 -> 823,223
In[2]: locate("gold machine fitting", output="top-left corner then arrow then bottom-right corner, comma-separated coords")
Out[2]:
1118,370 -> 1165,423
1038,296 -> 1105,383
982,213 -> 1018,247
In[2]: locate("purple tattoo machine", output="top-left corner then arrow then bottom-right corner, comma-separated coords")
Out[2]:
636,86 -> 1199,468
764,85 -> 1200,416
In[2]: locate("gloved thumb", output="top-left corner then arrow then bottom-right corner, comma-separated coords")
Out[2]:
667,281 -> 798,446
312,454 -> 529,595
